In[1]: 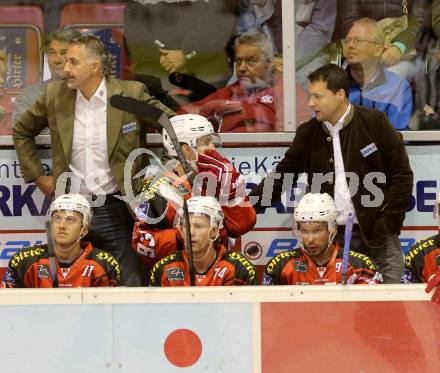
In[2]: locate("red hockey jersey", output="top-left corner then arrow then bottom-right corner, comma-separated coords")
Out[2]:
132,169 -> 256,274
150,244 -> 257,286
263,244 -> 382,285
403,234 -> 440,283
1,242 -> 121,288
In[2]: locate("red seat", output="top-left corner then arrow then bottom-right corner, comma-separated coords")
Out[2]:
0,5 -> 44,87
0,5 -> 44,135
59,3 -> 130,79
60,3 -> 125,27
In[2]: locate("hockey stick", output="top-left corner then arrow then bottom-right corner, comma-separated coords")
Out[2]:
110,95 -> 196,285
341,213 -> 353,285
110,95 -> 194,183
45,218 -> 59,287
45,177 -> 74,288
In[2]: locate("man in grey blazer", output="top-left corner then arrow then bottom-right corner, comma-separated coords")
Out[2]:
13,35 -> 175,286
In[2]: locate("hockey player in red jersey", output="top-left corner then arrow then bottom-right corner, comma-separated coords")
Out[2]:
1,194 -> 121,288
150,196 -> 257,286
263,193 -> 382,285
131,114 -> 256,280
403,192 -> 440,304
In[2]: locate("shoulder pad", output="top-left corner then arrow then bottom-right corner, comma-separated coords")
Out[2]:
92,249 -> 122,283
9,245 -> 48,269
226,251 -> 257,284
141,175 -> 174,202
227,251 -> 254,267
265,249 -> 300,275
152,252 -> 179,272
407,236 -> 438,256
150,252 -> 180,285
349,250 -> 377,271
405,235 -> 440,270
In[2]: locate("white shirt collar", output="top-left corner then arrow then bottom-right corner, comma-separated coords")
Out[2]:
76,77 -> 107,103
324,103 -> 351,135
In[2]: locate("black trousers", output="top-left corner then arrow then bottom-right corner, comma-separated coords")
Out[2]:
85,195 -> 142,286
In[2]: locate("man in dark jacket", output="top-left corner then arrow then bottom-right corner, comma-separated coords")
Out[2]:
249,63 -> 413,283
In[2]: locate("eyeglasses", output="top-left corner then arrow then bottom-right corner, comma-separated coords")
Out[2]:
341,38 -> 381,47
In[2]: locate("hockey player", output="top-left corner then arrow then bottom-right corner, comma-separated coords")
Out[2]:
263,193 -> 382,285
403,192 -> 440,304
1,194 -> 121,288
131,114 -> 256,279
150,196 -> 257,286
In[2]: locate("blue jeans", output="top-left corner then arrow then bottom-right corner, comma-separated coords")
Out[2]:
85,195 -> 142,286
335,226 -> 404,284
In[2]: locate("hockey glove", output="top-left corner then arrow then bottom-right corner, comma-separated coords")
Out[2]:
196,148 -> 244,201
425,269 -> 440,304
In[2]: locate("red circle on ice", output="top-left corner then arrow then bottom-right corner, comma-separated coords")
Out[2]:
164,329 -> 202,367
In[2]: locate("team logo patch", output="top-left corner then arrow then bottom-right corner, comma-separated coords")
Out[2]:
135,202 -> 150,220
293,260 -> 307,272
37,265 -> 50,279
262,273 -> 273,285
401,269 -> 414,284
243,241 -> 263,261
260,94 -> 274,104
166,267 -> 185,281
317,266 -> 326,279
3,268 -> 16,286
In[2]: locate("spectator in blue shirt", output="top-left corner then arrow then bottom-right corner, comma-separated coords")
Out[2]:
342,18 -> 413,130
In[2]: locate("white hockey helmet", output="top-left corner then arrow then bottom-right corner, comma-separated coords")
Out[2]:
187,196 -> 224,230
163,114 -> 214,157
434,192 -> 440,228
49,194 -> 92,227
294,193 -> 338,232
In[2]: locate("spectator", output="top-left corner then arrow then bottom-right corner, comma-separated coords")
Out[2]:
124,0 -> 243,96
180,31 -> 311,131
249,64 -> 413,283
410,41 -> 440,130
0,50 -> 5,92
132,114 -> 256,279
238,0 -> 283,58
335,0 -> 427,79
1,194 -> 121,288
263,193 -> 382,285
12,35 -> 175,286
295,0 -> 337,88
240,1 -> 336,89
149,196 -> 257,286
0,50 -> 16,136
403,192 -> 440,304
433,0 -> 440,40
12,29 -> 81,126
343,18 -> 413,130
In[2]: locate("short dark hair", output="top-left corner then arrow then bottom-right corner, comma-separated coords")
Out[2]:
308,64 -> 349,98
42,29 -> 82,52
